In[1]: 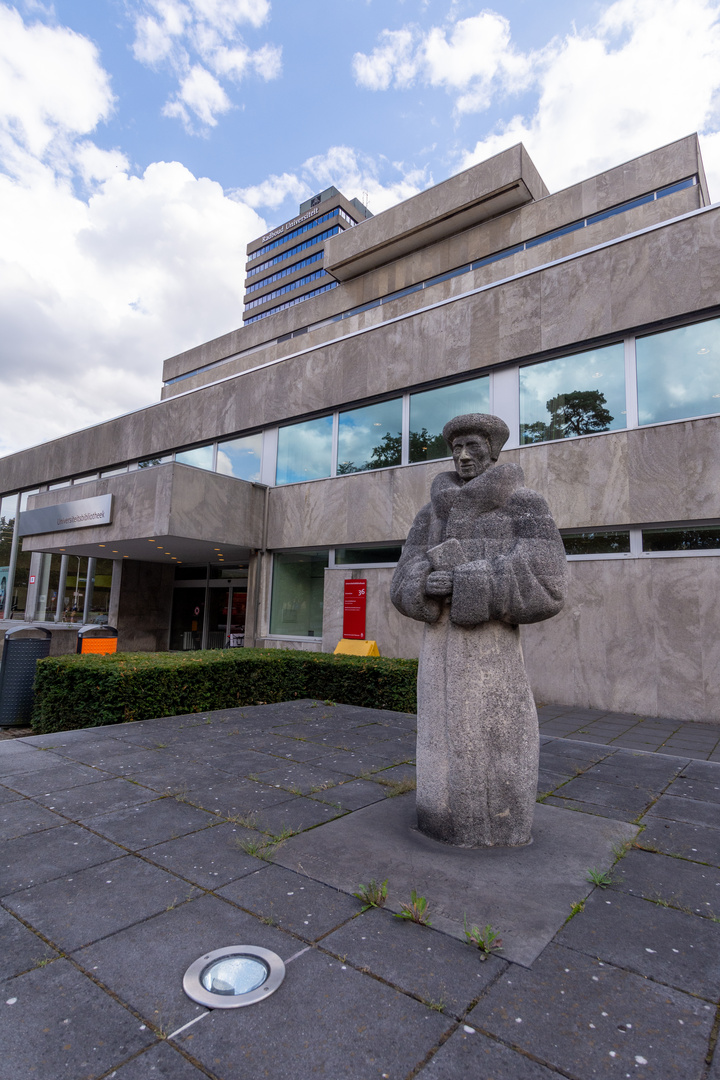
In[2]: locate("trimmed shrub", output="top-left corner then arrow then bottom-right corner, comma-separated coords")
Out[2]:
31,648 -> 418,734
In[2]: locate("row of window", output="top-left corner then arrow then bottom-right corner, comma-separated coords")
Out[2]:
246,253 -> 324,296
266,523 -> 720,638
248,207 -> 356,261
26,312 -> 720,493
244,280 -> 339,324
243,268 -> 329,312
562,525 -> 720,556
246,226 -> 340,278
212,176 -> 700,369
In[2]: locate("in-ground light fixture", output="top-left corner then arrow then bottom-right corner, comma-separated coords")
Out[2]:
183,946 -> 285,1009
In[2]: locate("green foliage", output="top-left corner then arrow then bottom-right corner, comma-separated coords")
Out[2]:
31,648 -> 418,734
463,917 -> 503,958
586,867 -> 613,888
353,878 -> 389,912
394,889 -> 431,925
521,388 -> 613,444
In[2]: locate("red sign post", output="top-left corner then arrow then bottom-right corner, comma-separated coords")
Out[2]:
343,579 -> 367,640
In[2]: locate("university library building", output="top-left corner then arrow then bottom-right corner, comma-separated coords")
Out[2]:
2,135 -> 719,722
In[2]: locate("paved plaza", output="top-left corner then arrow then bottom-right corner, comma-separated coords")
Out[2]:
1,700 -> 720,1079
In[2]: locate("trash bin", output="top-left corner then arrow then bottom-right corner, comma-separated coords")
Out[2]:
77,625 -> 118,655
0,626 -> 52,727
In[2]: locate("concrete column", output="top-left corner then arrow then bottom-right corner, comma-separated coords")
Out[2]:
55,555 -> 69,622
108,561 -> 122,629
24,552 -> 44,620
36,554 -> 52,621
82,557 -> 96,623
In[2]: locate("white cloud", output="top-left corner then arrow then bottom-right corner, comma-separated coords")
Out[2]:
458,0 -> 720,194
129,0 -> 280,129
235,171 -> 311,210
0,5 -> 268,456
301,145 -> 430,215
352,12 -> 534,112
0,5 -> 114,157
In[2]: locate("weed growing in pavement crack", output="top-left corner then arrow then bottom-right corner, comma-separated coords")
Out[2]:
463,917 -> 503,959
395,889 -> 431,925
586,867 -> 613,888
353,879 -> 388,912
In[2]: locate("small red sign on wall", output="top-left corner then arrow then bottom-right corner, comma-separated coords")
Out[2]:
343,579 -> 367,640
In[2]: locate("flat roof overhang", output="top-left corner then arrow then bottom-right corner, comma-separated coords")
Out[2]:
323,144 -> 548,282
21,463 -> 265,566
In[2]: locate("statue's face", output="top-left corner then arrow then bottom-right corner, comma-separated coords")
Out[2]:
451,434 -> 493,481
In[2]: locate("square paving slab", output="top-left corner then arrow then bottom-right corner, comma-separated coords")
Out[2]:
273,794 -> 638,966
1,959 -> 154,1080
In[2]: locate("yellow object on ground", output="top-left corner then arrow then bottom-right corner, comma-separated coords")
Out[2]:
334,639 -> 380,656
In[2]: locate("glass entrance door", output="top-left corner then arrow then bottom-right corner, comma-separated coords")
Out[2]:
207,585 -> 247,649
169,587 -> 206,651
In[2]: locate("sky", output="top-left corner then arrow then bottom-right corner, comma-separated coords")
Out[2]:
3,0 -> 720,459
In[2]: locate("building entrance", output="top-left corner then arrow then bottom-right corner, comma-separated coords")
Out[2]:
169,566 -> 248,650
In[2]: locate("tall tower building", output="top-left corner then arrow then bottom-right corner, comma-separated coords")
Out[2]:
243,186 -> 372,324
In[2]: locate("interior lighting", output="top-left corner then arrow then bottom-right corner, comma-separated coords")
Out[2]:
183,946 -> 285,1009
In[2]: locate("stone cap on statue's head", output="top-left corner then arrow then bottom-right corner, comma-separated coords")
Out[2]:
442,414 -> 510,461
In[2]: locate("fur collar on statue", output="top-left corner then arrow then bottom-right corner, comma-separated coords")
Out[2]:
429,462 -> 525,522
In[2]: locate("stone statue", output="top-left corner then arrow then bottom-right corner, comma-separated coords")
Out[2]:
391,414 -> 567,848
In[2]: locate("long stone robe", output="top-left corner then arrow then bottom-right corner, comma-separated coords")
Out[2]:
391,462 -> 567,847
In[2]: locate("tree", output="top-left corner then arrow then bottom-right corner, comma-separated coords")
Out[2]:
521,389 -> 613,443
0,516 -> 14,566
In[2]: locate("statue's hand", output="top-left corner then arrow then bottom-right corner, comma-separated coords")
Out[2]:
426,570 -> 453,597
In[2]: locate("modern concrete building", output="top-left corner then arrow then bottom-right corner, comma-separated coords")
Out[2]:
243,187 -> 372,324
3,135 -> 720,721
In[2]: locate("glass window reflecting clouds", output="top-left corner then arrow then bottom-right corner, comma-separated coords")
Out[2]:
519,345 -> 625,444
409,378 -> 490,463
269,551 -> 328,636
337,399 -> 402,473
176,445 -> 214,470
276,416 -> 333,485
636,318 -> 720,425
217,434 -> 263,482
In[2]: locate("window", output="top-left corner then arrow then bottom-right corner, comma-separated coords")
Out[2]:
642,525 -> 720,551
636,317 -> 720,425
276,416 -> 333,484
269,551 -> 328,637
519,344 -> 626,444
137,455 -> 171,469
176,445 -> 214,471
337,399 -> 402,473
562,531 -> 631,555
409,377 -> 490,463
335,546 -> 402,565
217,433 -> 262,482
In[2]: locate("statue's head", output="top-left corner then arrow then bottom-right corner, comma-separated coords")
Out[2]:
442,414 -> 510,482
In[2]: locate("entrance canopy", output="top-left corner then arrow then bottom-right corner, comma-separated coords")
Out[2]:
20,463 -> 265,567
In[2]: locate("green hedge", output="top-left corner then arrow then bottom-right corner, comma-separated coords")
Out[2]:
31,648 -> 418,734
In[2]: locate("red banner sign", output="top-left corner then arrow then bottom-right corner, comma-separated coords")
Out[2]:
343,579 -> 367,640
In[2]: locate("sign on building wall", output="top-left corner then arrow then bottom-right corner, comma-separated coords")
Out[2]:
18,495 -> 114,537
343,579 -> 367,640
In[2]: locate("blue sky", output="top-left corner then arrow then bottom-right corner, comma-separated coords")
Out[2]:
3,0 -> 720,456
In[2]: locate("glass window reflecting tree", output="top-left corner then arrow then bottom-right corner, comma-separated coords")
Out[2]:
636,317 -> 720,425
519,345 -> 626,444
409,377 -> 490,462
216,433 -> 263,482
562,531 -> 631,555
276,417 -> 333,485
337,399 -> 402,473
